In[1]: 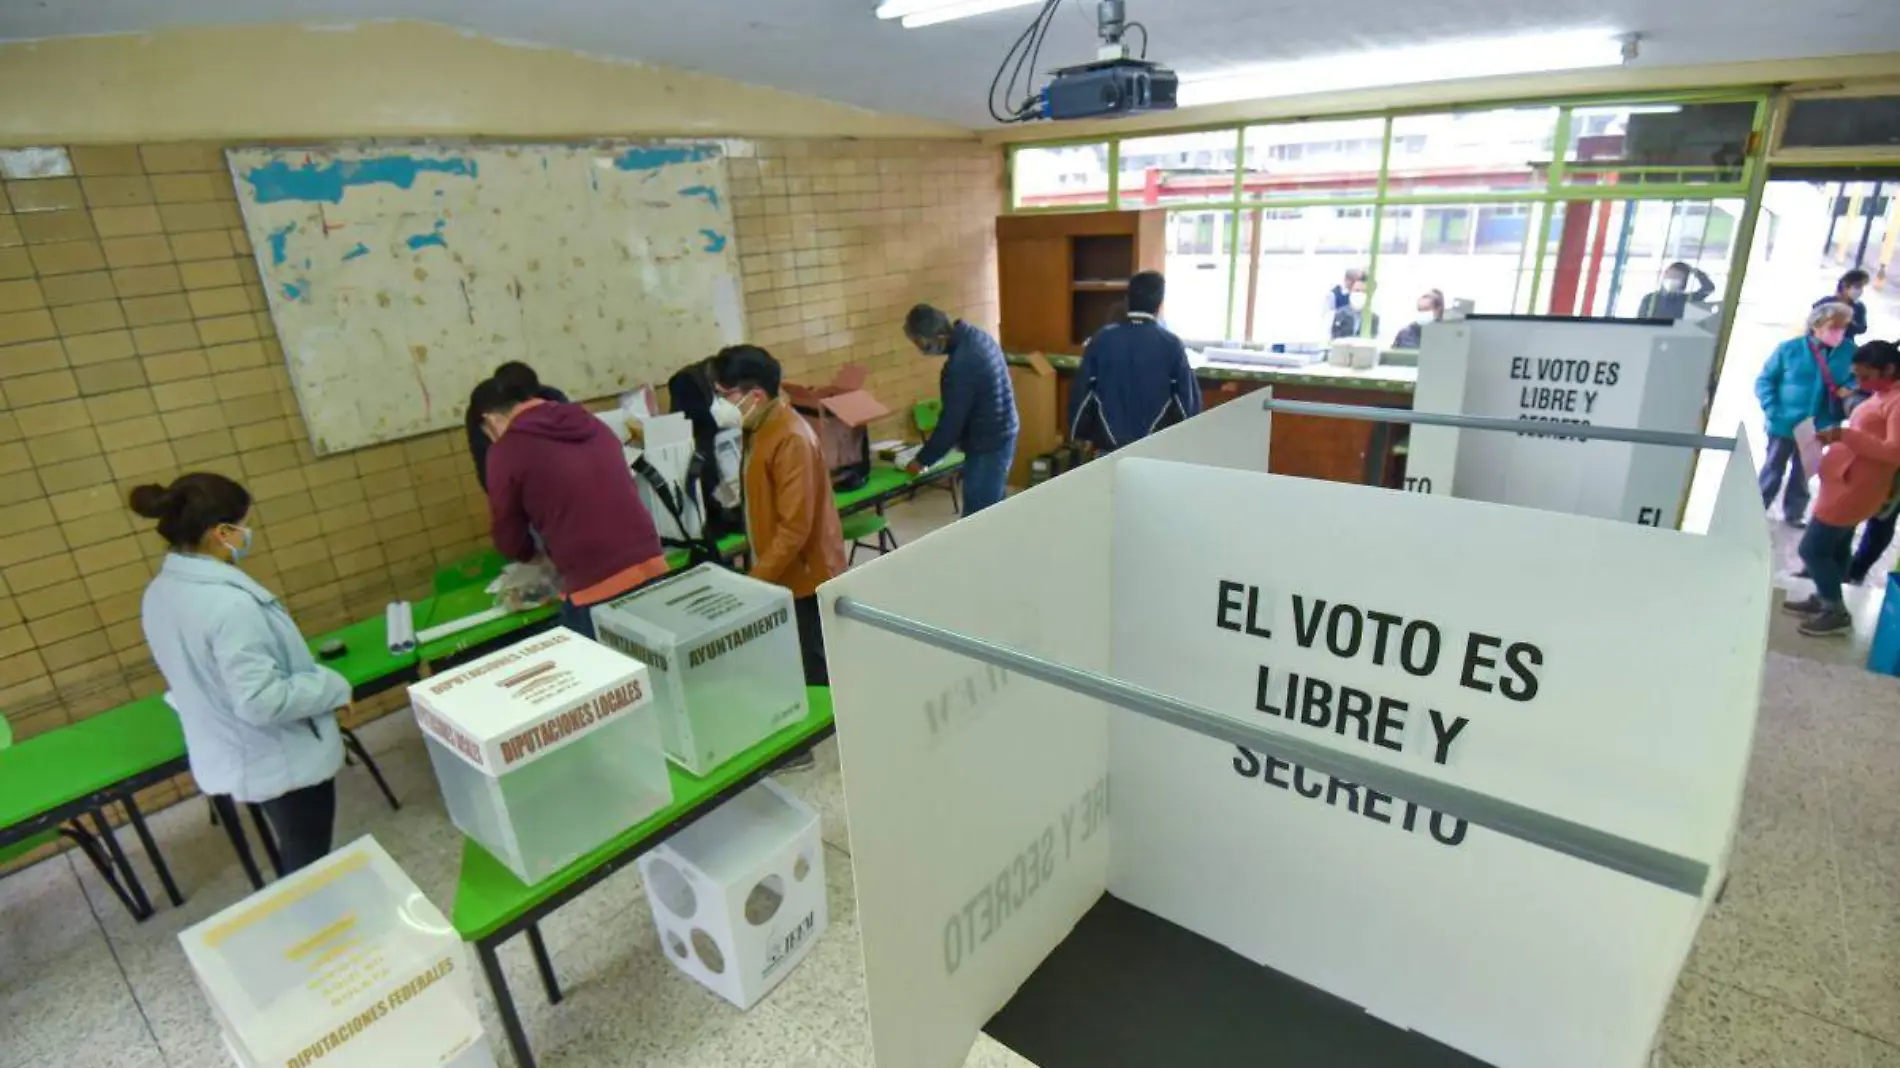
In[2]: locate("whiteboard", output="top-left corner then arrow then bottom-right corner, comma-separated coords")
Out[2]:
228,142 -> 745,455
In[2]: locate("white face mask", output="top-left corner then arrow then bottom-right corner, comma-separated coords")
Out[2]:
1347,292 -> 1368,311
710,395 -> 743,431
1846,287 -> 1864,302
1415,311 -> 1437,326
1662,277 -> 1685,293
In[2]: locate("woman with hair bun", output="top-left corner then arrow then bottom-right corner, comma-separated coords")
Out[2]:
131,472 -> 351,873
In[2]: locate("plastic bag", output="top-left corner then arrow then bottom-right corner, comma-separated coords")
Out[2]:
491,557 -> 562,613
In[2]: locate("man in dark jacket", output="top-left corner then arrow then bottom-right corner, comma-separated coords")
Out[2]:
471,376 -> 667,639
1068,271 -> 1201,451
465,361 -> 568,489
1637,261 -> 1716,321
905,304 -> 1020,517
1814,269 -> 1871,343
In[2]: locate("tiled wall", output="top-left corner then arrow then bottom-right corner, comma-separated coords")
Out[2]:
0,137 -> 1001,753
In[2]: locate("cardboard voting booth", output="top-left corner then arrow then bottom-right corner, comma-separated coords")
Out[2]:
638,780 -> 828,1008
1405,315 -> 1715,525
179,837 -> 492,1068
593,565 -> 809,776
786,365 -> 892,486
821,395 -> 1770,1068
409,628 -> 670,884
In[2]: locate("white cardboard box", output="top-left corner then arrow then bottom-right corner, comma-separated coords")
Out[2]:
408,627 -> 671,884
639,780 -> 827,1009
591,565 -> 808,776
179,836 -> 493,1068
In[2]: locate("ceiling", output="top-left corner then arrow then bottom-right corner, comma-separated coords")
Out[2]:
2,0 -> 1896,127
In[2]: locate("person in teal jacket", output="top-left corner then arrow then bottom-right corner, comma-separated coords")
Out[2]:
1756,302 -> 1858,525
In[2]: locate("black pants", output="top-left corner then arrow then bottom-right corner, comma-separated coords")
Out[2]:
1850,511 -> 1897,582
259,779 -> 337,875
794,596 -> 829,686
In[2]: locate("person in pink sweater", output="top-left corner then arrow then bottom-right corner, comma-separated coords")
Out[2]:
1785,339 -> 1900,636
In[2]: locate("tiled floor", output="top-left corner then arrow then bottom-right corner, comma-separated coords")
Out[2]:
2,490 -> 1896,1067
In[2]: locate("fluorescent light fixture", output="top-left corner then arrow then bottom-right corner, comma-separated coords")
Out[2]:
875,0 -> 1043,28
1180,30 -> 1627,107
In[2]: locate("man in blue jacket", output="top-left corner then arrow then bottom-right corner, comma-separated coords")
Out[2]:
1756,302 -> 1858,525
1068,271 -> 1202,451
1812,268 -> 1871,343
905,304 -> 1020,517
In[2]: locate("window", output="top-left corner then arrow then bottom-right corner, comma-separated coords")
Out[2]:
1241,206 -> 1375,345
1117,132 -> 1239,208
1371,203 -> 1542,337
1562,102 -> 1754,187
1241,117 -> 1387,202
1387,107 -> 1558,196
1013,143 -> 1110,209
1162,211 -> 1240,341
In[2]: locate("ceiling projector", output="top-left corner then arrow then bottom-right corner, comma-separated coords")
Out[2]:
992,0 -> 1177,123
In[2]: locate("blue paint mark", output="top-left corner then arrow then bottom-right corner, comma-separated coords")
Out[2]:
679,184 -> 720,209
282,280 -> 306,301
266,224 -> 296,266
611,145 -> 717,173
405,218 -> 448,252
244,156 -> 478,205
699,229 -> 727,254
342,243 -> 369,262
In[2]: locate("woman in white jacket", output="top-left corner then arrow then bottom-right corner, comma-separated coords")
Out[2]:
132,473 -> 352,873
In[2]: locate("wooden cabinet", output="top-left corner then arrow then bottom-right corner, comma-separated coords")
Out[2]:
997,211 -> 1166,355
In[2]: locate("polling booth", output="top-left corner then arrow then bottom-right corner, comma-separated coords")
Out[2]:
1403,315 -> 1716,525
819,394 -> 1771,1068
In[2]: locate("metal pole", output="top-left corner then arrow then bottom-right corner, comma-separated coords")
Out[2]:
1259,397 -> 1738,451
832,597 -> 1710,898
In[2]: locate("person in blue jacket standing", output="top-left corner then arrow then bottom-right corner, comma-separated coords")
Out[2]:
1756,302 -> 1858,526
132,472 -> 353,874
905,304 -> 1021,517
1068,270 -> 1202,451
1812,268 -> 1871,343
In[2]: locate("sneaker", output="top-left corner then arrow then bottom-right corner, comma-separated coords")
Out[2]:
1846,570 -> 1869,586
1799,607 -> 1853,637
1781,595 -> 1825,615
1785,515 -> 1808,529
1792,568 -> 1812,579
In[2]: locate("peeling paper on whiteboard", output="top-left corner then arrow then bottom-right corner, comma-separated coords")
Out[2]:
713,275 -> 745,346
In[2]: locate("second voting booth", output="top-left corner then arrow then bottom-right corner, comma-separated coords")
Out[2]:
820,392 -> 1770,1068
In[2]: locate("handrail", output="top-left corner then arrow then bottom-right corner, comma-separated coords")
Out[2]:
1260,397 -> 1737,451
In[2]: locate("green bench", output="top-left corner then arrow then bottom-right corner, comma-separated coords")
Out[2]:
453,688 -> 837,1068
0,695 -> 189,919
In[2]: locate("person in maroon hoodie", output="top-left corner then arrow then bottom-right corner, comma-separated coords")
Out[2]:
470,377 -> 668,639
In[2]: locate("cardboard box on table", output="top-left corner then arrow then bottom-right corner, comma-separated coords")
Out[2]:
591,564 -> 808,776
638,779 -> 828,1008
409,628 -> 670,884
179,836 -> 494,1068
1009,351 -> 1060,488
820,393 -> 1770,1068
785,365 -> 891,485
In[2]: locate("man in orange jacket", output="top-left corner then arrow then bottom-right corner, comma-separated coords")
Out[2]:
713,344 -> 848,685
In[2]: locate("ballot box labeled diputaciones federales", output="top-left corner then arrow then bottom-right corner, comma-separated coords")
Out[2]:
592,565 -> 808,777
409,627 -> 671,884
179,836 -> 493,1068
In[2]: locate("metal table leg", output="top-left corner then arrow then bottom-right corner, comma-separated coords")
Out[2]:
246,803 -> 285,878
478,937 -> 537,1068
119,794 -> 184,908
213,795 -> 266,891
87,808 -> 154,919
60,823 -> 149,920
342,727 -> 402,810
525,923 -> 564,1005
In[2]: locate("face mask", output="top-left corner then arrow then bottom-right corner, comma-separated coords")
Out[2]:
1846,287 -> 1864,301
736,391 -> 770,430
1662,277 -> 1685,293
710,395 -> 743,431
1415,311 -> 1437,326
1816,327 -> 1846,348
222,525 -> 254,563
1347,292 -> 1368,311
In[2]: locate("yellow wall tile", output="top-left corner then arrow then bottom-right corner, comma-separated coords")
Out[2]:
0,339 -> 66,378
48,485 -> 120,523
0,279 -> 46,313
195,313 -> 259,345
179,259 -> 242,290
205,340 -> 266,373
0,217 -> 21,248
27,240 -> 106,276
158,201 -> 235,232
107,442 -> 176,480
0,249 -> 35,280
41,631 -> 115,673
85,388 -> 156,424
152,379 -> 219,412
102,235 -> 173,269
36,456 -> 111,495
0,498 -> 54,530
0,308 -> 56,346
3,366 -> 77,406
170,429 -> 234,464
0,527 -> 65,569
6,552 -> 77,595
63,329 -> 134,366
142,350 -> 210,383
169,231 -> 232,262
112,264 -> 183,297
5,178 -> 84,213
39,271 -> 116,307
0,651 -> 48,690
68,146 -> 144,177
91,206 -> 164,238
158,402 -> 225,437
150,173 -> 228,204
27,605 -> 101,647
51,299 -> 126,336
82,559 -> 149,600
131,322 -> 199,355
61,509 -> 134,550
187,285 -> 249,318
0,442 -> 27,476
0,470 -> 43,507
74,359 -> 148,396
26,426 -> 101,467
121,293 -> 193,327
81,176 -> 155,208
18,210 -> 96,245
14,398 -> 86,437
139,144 -> 226,175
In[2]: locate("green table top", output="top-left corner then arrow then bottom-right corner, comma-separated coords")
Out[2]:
836,456 -> 961,513
662,531 -> 751,571
312,611 -> 411,691
451,687 -> 835,941
0,694 -> 184,832
413,585 -> 560,665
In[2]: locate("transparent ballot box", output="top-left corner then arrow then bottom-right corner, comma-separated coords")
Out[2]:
639,780 -> 828,1008
592,564 -> 808,776
178,836 -> 494,1068
409,627 -> 671,884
